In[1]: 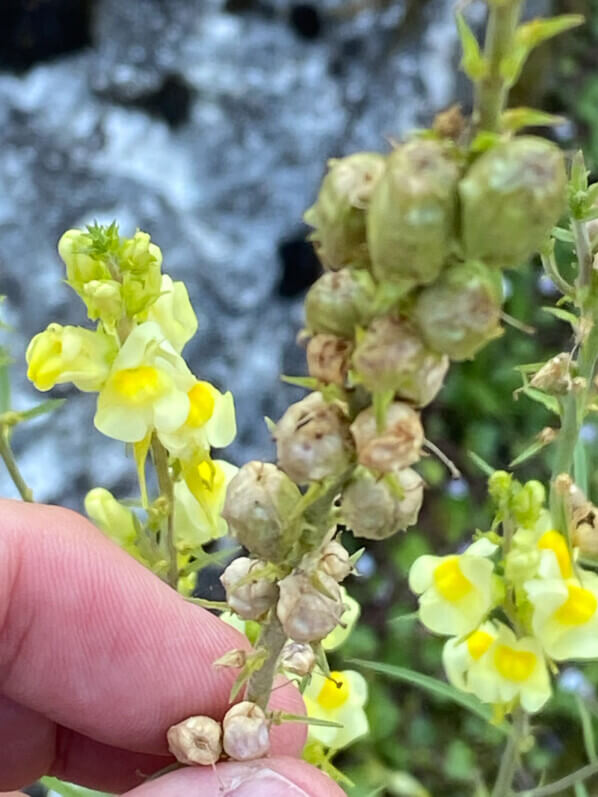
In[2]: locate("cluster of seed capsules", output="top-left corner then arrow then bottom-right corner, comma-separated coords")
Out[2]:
217,132 -> 568,653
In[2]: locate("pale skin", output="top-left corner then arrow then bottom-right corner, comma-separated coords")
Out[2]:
0,500 -> 346,796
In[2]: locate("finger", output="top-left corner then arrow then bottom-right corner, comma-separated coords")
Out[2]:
124,756 -> 347,797
0,501 -> 305,759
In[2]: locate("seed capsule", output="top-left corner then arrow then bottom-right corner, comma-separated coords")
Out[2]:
280,641 -> 316,676
306,333 -> 353,386
277,571 -> 344,642
304,152 -> 387,270
318,540 -> 353,582
167,715 -> 222,766
220,557 -> 278,620
350,401 -> 424,472
460,136 -> 567,268
275,392 -> 354,484
304,269 -> 377,338
367,138 -> 460,285
222,462 -> 302,562
342,467 -> 424,539
352,316 -> 449,406
222,702 -> 270,761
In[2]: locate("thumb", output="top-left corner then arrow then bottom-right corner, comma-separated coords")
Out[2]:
123,755 -> 347,796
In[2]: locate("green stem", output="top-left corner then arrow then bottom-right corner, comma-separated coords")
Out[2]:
246,610 -> 287,710
474,0 -> 523,133
492,709 -> 526,797
0,426 -> 33,502
517,761 -> 598,796
150,433 -> 178,589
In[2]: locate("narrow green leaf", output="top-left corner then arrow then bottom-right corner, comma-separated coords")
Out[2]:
551,226 -> 575,244
281,375 -> 319,390
17,398 -> 65,421
468,450 -> 495,477
501,107 -> 566,133
348,659 -> 509,734
278,712 -> 343,729
520,386 -> 560,415
542,306 -> 579,327
510,434 -> 554,468
456,13 -> 488,80
516,14 -> 584,49
389,611 -> 419,625
40,777 -> 112,797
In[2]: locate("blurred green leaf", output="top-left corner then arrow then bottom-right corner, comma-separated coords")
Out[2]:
501,108 -> 566,132
520,387 -> 560,415
348,659 -> 508,734
456,13 -> 487,80
40,777 -> 112,797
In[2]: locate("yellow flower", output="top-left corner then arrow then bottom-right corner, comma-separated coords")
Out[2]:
409,539 -> 497,636
85,487 -> 138,547
322,587 -> 360,651
443,621 -> 498,693
303,669 -> 369,750
465,622 -> 551,713
94,321 -> 195,442
174,458 -> 238,551
159,379 -> 236,458
524,569 -> 598,660
506,521 -> 572,586
144,274 -> 198,353
26,323 -> 118,392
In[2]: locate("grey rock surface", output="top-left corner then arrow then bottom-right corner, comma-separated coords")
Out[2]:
0,0 -> 522,508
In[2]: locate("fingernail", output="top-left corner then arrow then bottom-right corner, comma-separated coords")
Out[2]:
223,766 -> 310,796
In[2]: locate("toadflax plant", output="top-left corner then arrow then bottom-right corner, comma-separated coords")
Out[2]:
3,0 -> 598,794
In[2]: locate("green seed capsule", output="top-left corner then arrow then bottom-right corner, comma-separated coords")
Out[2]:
459,136 -> 567,268
352,316 -> 449,406
366,139 -> 460,285
412,260 -> 503,361
304,269 -> 377,337
304,152 -> 387,270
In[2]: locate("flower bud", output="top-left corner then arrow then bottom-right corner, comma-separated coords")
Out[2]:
341,466 -> 423,539
460,136 -> 567,268
318,540 -> 353,582
304,269 -> 377,338
277,571 -> 344,642
26,323 -> 118,392
367,139 -> 460,285
306,334 -> 353,386
281,641 -> 316,676
222,462 -> 302,562
352,316 -> 449,406
58,229 -> 112,288
167,715 -> 222,766
275,392 -> 354,484
81,280 -> 124,325
350,401 -> 424,472
304,152 -> 387,270
84,487 -> 137,547
220,556 -> 278,620
412,260 -> 503,361
222,702 -> 270,761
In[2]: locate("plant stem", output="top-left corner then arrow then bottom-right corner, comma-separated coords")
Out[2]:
474,0 -> 523,133
517,760 -> 598,796
0,426 -> 33,502
246,610 -> 287,710
492,709 -> 526,797
151,433 -> 178,589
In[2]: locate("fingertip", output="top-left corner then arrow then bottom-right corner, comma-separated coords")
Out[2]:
124,756 -> 346,796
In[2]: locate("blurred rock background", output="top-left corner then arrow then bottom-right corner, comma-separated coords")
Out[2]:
0,0 -> 551,507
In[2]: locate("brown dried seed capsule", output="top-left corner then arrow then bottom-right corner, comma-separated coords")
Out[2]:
306,333 -> 353,386
304,269 -> 377,338
220,557 -> 278,620
277,571 -> 344,642
167,715 -> 222,766
352,316 -> 449,406
275,392 -> 354,485
367,138 -> 460,286
341,466 -> 424,540
281,641 -> 316,676
303,152 -> 387,270
350,401 -> 424,473
222,702 -> 270,761
222,462 -> 302,562
460,136 -> 567,268
318,540 -> 353,582
412,260 -> 503,361
529,353 -> 572,394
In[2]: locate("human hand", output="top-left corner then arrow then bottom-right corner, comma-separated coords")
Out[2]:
0,499 -> 346,796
